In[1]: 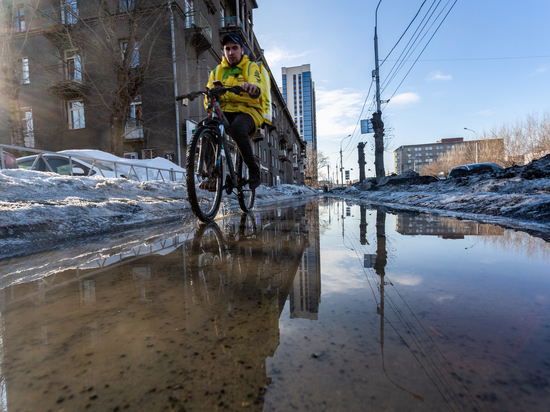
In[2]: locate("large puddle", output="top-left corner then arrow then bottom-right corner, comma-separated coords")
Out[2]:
0,199 -> 549,411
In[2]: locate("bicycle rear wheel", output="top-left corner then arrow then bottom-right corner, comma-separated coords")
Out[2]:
186,128 -> 223,221
236,153 -> 255,212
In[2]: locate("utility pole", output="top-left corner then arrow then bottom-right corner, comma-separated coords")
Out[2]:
327,164 -> 330,189
373,0 -> 385,182
358,142 -> 366,182
340,148 -> 343,187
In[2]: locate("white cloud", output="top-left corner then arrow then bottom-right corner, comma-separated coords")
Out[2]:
534,66 -> 547,74
390,274 -> 423,286
387,92 -> 421,107
436,295 -> 455,303
315,88 -> 366,139
479,108 -> 497,117
264,46 -> 309,66
428,71 -> 452,81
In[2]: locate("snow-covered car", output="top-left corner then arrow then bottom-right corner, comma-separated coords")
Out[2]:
16,154 -> 137,179
448,162 -> 503,178
0,150 -> 17,169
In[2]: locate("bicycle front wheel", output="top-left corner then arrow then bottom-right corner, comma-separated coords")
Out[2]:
186,128 -> 223,221
236,153 -> 255,212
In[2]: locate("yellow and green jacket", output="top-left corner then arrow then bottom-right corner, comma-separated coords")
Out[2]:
206,55 -> 265,131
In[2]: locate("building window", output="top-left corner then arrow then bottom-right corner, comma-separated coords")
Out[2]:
61,0 -> 78,24
19,58 -> 30,84
20,107 -> 34,148
14,4 -> 25,32
120,40 -> 139,68
64,50 -> 82,82
67,100 -> 85,130
119,0 -> 135,11
125,98 -> 143,139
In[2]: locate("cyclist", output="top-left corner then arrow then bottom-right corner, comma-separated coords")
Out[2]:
203,33 -> 263,190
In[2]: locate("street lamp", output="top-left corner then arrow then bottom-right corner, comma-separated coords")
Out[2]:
340,134 -> 351,187
464,127 -> 478,163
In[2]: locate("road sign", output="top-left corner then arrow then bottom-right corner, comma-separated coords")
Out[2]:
361,119 -> 373,134
364,254 -> 376,268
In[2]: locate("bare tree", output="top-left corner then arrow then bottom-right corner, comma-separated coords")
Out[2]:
303,146 -> 318,188
58,0 -> 175,155
1,0 -> 176,155
419,138 -> 505,177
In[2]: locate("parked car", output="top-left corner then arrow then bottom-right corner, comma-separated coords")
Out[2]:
16,154 -> 137,179
448,162 -> 503,179
0,150 -> 17,169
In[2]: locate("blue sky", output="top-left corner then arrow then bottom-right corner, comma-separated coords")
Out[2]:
253,0 -> 550,180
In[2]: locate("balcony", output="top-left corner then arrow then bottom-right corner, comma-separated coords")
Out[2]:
220,16 -> 253,54
45,63 -> 87,99
39,5 -> 79,44
293,162 -> 299,170
124,119 -> 144,141
184,10 -> 213,55
278,150 -> 288,162
252,127 -> 264,142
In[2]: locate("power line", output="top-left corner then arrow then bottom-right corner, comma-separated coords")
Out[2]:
384,0 -> 458,106
385,55 -> 550,62
380,0 -> 442,93
380,0 -> 428,67
341,79 -> 375,156
382,0 -> 447,93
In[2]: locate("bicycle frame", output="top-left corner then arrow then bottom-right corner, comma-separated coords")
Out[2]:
178,85 -> 255,221
205,93 -> 241,193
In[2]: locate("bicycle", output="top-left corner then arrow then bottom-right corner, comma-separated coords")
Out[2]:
176,86 -> 256,222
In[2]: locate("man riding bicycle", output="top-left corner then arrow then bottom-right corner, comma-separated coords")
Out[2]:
203,33 -> 264,191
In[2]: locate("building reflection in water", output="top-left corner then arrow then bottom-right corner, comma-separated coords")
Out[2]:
396,214 -> 505,238
0,205 -> 319,411
290,203 -> 321,320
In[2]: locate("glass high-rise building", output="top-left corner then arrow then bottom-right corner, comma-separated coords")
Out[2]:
282,65 -> 318,185
282,65 -> 317,149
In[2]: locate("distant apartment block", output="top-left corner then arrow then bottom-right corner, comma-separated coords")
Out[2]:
394,137 -> 505,174
394,138 -> 464,174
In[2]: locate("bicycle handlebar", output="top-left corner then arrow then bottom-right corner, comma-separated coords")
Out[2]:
176,86 -> 246,102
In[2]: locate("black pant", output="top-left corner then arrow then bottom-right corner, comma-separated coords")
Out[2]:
224,112 -> 259,177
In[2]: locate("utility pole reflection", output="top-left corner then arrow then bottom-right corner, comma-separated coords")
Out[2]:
375,209 -> 387,355
360,204 -> 369,245
374,208 -> 424,402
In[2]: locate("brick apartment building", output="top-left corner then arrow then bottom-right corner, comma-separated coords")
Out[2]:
0,0 -> 305,186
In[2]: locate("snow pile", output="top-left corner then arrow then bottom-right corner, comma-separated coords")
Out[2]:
0,168 -> 319,259
255,184 -> 319,199
335,155 -> 550,233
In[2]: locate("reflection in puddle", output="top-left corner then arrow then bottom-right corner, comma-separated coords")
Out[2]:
0,200 -> 548,411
